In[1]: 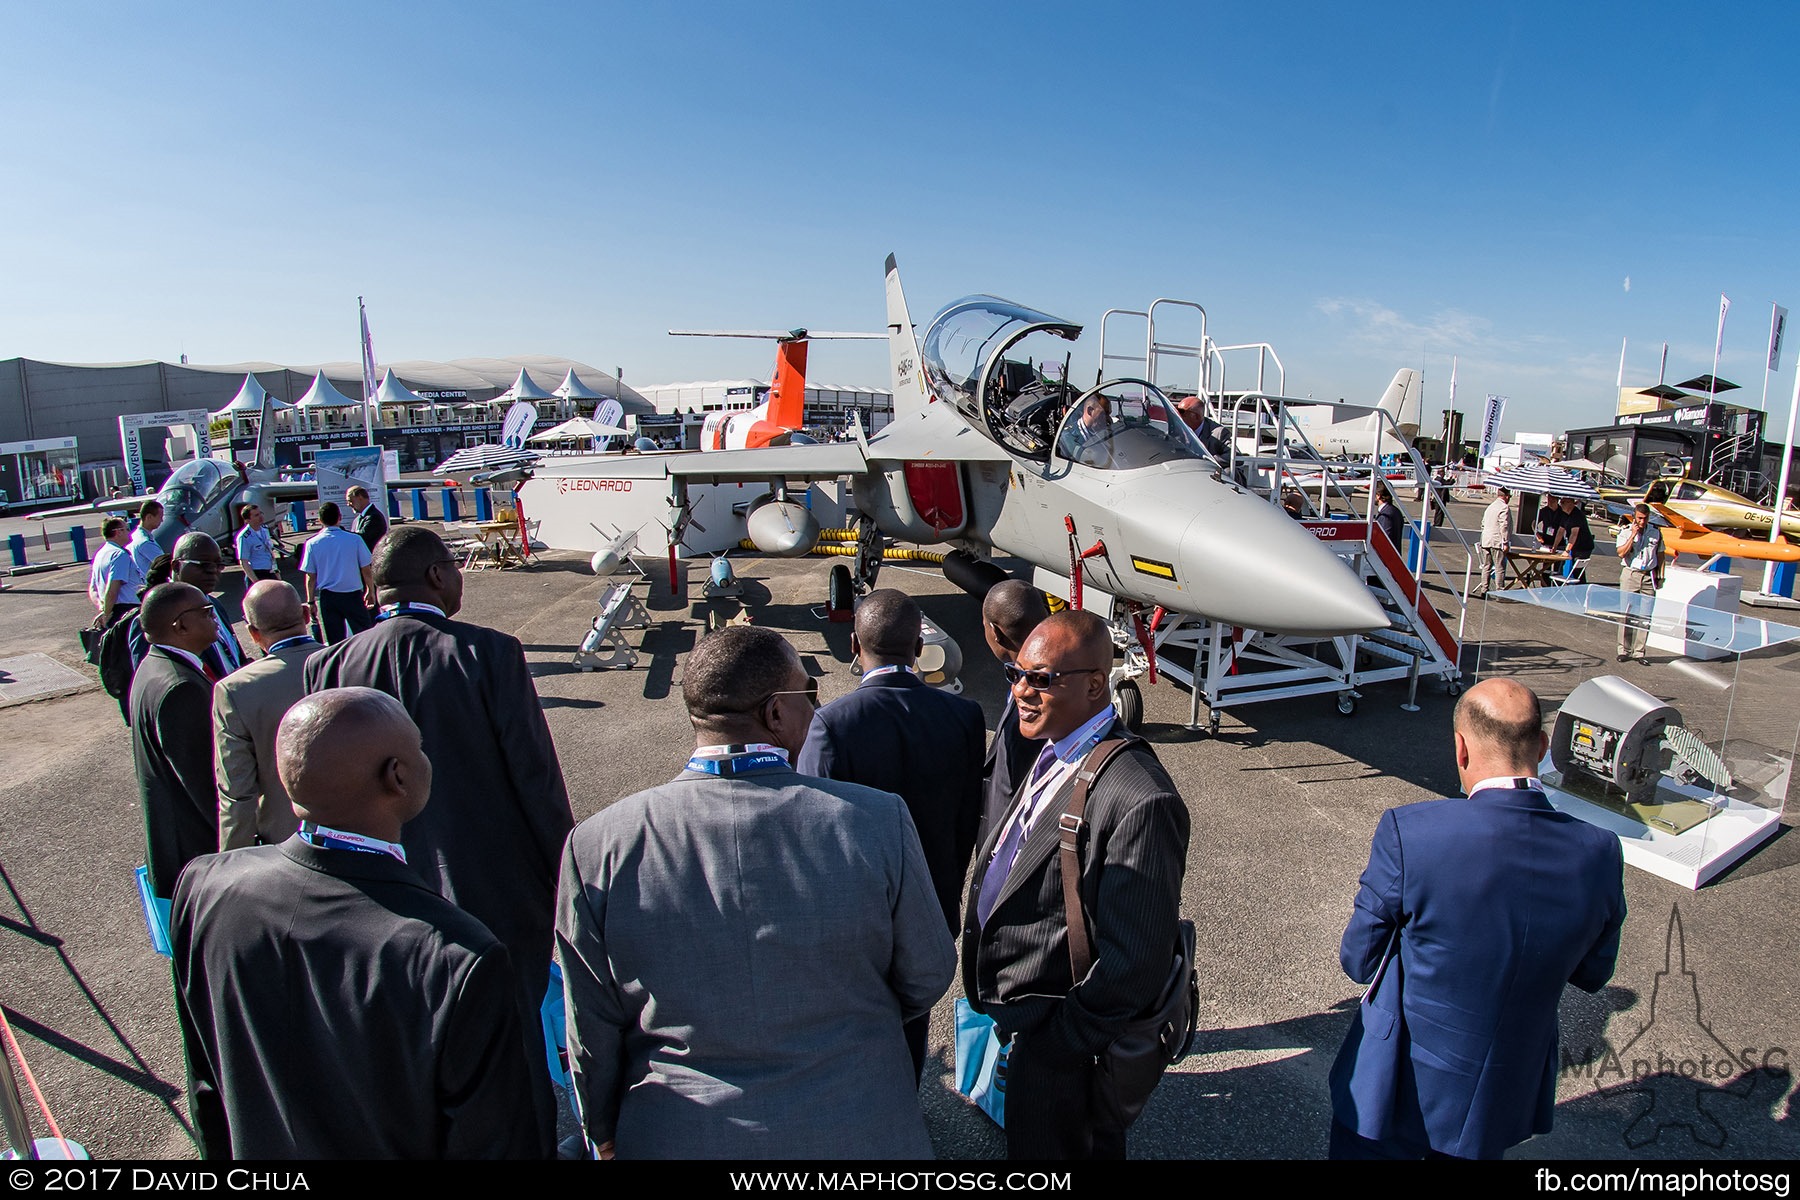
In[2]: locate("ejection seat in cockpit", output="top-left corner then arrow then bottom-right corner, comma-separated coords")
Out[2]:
986,359 -> 1068,458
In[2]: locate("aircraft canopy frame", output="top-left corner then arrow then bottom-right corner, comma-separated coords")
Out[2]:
920,295 -> 1080,458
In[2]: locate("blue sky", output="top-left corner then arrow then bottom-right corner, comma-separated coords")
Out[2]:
5,2 -> 1799,438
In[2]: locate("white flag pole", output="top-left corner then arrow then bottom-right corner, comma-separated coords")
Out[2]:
1617,337 -> 1627,390
1446,356 -> 1458,468
359,298 -> 380,448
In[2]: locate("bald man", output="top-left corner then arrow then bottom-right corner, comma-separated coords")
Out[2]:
1328,678 -> 1626,1160
962,609 -> 1190,1159
172,688 -> 541,1159
213,581 -> 320,850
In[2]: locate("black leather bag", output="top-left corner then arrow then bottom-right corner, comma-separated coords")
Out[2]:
1059,738 -> 1198,1129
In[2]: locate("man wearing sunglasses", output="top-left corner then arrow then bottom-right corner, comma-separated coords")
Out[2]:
556,625 -> 955,1159
962,609 -> 1191,1159
796,588 -> 987,1081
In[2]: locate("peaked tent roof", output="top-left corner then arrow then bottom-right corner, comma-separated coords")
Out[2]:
213,373 -> 293,416
375,368 -> 428,407
499,368 -> 555,402
555,368 -> 610,401
295,371 -> 362,409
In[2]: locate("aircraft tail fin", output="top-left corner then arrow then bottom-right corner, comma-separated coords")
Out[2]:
1367,368 -> 1422,438
252,387 -> 277,469
886,253 -> 929,419
765,338 -> 809,433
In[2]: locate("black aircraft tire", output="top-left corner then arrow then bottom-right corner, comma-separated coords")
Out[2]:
1116,680 -> 1144,732
828,563 -> 855,618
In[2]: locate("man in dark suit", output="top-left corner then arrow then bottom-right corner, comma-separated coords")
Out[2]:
347,485 -> 388,552
131,582 -> 223,899
797,588 -> 985,1078
304,526 -> 569,1153
127,532 -> 248,679
173,687 -> 542,1159
962,609 -> 1190,1160
1328,677 -> 1626,1160
978,579 -> 1050,838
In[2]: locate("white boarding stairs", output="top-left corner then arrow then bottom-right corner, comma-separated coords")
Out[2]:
1145,520 -> 1461,733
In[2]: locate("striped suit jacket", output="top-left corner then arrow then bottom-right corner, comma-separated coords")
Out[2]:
960,721 -> 1190,1061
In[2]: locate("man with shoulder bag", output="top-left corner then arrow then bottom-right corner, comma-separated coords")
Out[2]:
961,609 -> 1193,1160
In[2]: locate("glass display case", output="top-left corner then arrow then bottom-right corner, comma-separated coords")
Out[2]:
1479,580 -> 1799,888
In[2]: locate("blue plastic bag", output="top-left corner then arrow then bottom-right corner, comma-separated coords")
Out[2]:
542,961 -> 571,1089
134,865 -> 172,958
952,998 -> 1007,1127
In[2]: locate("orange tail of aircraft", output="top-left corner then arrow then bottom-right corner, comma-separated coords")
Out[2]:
765,337 -> 809,438
670,325 -> 884,451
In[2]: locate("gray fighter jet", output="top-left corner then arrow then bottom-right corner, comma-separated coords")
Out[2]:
544,256 -> 1387,648
32,399 -> 316,559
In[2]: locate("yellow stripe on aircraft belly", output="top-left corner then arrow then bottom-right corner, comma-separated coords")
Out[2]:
1131,555 -> 1177,581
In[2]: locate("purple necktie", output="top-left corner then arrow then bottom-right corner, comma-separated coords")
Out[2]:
975,744 -> 1058,927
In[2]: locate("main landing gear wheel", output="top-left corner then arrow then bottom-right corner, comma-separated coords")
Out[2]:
1336,693 -> 1358,716
1114,680 -> 1143,732
827,563 -> 855,620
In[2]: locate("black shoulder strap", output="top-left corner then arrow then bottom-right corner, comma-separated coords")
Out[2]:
1058,736 -> 1137,983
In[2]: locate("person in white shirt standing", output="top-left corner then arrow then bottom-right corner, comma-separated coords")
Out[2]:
127,500 -> 165,577
235,504 -> 280,584
1475,487 -> 1513,596
300,502 -> 375,645
1614,502 -> 1664,664
89,516 -> 148,629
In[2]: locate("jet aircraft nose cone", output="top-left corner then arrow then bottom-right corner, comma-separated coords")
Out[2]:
1170,481 -> 1388,636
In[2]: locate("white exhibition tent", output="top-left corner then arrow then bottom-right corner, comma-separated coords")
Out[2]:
294,371 -> 362,409
554,369 -> 610,402
212,373 -> 293,417
496,368 -> 555,403
375,368 -> 429,408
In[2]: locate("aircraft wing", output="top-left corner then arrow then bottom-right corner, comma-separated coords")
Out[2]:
251,480 -> 321,502
665,441 -> 868,484
27,494 -> 159,519
863,403 -> 1015,463
1650,502 -> 1710,534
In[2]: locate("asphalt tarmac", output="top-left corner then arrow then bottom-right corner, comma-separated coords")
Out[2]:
0,501 -> 1795,1160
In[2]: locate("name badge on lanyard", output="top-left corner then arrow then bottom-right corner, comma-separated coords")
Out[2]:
686,743 -> 789,777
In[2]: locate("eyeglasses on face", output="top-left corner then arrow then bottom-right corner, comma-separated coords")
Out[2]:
176,605 -> 219,625
741,676 -> 820,713
1002,663 -> 1101,691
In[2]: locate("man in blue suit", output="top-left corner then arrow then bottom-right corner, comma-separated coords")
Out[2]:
1328,677 -> 1626,1160
798,588 -> 986,1080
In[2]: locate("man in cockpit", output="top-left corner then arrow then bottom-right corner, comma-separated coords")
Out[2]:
1062,395 -> 1114,462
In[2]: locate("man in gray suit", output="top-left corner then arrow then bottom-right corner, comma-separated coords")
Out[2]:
213,581 -> 320,850
556,625 -> 955,1159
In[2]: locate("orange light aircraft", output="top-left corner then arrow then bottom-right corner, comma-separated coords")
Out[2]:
1650,503 -> 1800,564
